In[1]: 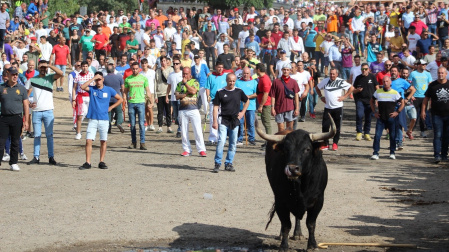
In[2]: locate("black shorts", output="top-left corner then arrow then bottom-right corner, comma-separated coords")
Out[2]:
111,48 -> 120,58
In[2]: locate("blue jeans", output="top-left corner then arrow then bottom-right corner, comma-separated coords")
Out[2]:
431,114 -> 449,159
171,100 -> 181,132
355,101 -> 372,134
128,103 -> 146,143
345,27 -> 353,44
427,24 -> 437,45
33,110 -> 54,158
315,51 -> 325,73
237,110 -> 255,142
373,117 -> 396,155
342,67 -> 352,81
214,124 -> 239,165
308,91 -> 318,114
353,31 -> 365,55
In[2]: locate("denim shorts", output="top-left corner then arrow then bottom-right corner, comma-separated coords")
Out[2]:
275,110 -> 296,123
323,56 -> 330,67
55,65 -> 66,76
405,105 -> 417,120
86,119 -> 109,141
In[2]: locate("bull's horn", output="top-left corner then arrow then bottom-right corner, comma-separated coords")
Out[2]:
255,117 -> 286,142
309,116 -> 337,141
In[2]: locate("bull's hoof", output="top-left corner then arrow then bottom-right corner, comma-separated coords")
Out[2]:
290,234 -> 305,240
306,248 -> 319,251
307,244 -> 319,251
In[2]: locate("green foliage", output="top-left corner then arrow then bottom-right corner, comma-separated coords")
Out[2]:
202,0 -> 272,9
47,0 -> 79,16
77,0 -> 141,14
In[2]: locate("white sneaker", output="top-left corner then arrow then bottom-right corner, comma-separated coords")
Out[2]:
370,154 -> 379,160
420,131 -> 427,138
149,125 -> 155,131
2,153 -> 10,161
389,154 -> 396,160
236,141 -> 243,146
75,133 -> 82,140
20,153 -> 27,160
144,126 -> 148,131
10,164 -> 20,171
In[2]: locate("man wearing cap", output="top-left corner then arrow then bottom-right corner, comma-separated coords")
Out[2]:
316,68 -> 354,151
26,61 -> 63,165
0,66 -> 29,171
270,63 -> 300,132
78,72 -> 123,170
206,62 -> 228,144
274,49 -> 291,78
409,59 -> 432,139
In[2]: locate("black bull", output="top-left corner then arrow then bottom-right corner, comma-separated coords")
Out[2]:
256,117 -> 336,251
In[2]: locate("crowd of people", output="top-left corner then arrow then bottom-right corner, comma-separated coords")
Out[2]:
0,0 -> 448,172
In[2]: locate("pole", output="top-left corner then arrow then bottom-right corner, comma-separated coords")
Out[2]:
244,114 -> 248,146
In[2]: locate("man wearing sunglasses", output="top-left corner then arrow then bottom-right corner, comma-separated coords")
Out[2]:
26,61 -> 63,166
0,67 -> 30,171
353,63 -> 379,141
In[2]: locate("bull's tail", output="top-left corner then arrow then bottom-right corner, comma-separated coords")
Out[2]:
265,202 -> 276,230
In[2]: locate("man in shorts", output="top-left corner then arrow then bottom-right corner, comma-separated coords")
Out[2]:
78,72 -> 123,170
269,63 -> 300,132
72,61 -> 95,140
51,37 -> 71,92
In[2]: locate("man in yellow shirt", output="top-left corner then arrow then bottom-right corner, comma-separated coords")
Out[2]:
389,10 -> 401,28
388,28 -> 404,54
181,30 -> 191,55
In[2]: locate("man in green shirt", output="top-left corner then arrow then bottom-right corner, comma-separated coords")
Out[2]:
119,17 -> 131,33
124,62 -> 153,150
80,30 -> 93,61
175,67 -> 207,157
126,33 -> 139,57
41,7 -> 50,28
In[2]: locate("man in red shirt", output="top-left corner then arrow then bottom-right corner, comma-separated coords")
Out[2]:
51,37 -> 71,92
376,60 -> 392,87
271,23 -> 283,57
409,15 -> 428,36
260,30 -> 275,64
91,27 -> 109,61
269,63 -> 299,132
256,63 -> 272,135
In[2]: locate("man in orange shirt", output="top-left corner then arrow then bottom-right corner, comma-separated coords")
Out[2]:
155,9 -> 168,29
326,10 -> 339,35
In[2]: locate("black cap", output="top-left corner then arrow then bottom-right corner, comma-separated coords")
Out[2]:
442,57 -> 448,61
7,67 -> 18,74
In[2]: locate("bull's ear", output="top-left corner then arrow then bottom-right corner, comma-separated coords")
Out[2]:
272,142 -> 283,151
312,142 -> 324,156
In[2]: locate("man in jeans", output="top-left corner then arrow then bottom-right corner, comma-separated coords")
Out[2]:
212,73 -> 249,173
353,63 -> 379,141
256,63 -> 272,136
26,61 -> 63,165
202,24 -> 217,69
103,64 -> 125,134
370,76 -> 404,160
236,67 -> 258,146
124,62 -> 153,150
166,55 -> 183,138
421,67 -> 449,163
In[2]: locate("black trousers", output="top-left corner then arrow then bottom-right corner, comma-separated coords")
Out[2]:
322,107 -> 343,145
413,97 -> 426,132
157,96 -> 172,127
0,115 -> 23,165
204,46 -> 216,69
95,49 -> 106,60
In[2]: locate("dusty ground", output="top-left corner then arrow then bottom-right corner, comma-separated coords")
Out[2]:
1,89 -> 448,252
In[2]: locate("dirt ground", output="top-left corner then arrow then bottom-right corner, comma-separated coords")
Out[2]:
1,89 -> 448,252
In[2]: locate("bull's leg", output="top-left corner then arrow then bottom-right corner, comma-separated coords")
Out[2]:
276,204 -> 291,251
291,217 -> 305,240
306,196 -> 324,250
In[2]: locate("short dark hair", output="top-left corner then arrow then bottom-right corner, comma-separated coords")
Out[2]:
361,63 -> 369,68
131,62 -> 140,67
81,61 -> 89,66
141,58 -> 148,64
256,63 -> 266,72
354,55 -> 361,59
215,61 -> 224,67
390,66 -> 400,72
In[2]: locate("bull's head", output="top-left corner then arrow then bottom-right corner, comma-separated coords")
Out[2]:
256,117 -> 336,180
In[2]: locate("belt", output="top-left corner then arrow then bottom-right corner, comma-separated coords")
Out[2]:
1,114 -> 21,117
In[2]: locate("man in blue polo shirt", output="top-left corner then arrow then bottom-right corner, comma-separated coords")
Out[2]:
205,62 -> 228,144
78,72 -> 123,170
235,67 -> 258,146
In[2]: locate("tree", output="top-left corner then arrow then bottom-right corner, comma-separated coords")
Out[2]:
77,0 -> 140,14
193,0 -> 272,10
48,0 -> 79,16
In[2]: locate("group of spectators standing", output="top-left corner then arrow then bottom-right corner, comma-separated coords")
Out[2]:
0,1 -> 449,172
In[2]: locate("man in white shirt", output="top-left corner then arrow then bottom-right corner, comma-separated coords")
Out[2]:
407,26 -> 421,54
38,36 -> 52,61
349,55 -> 362,84
320,34 -> 335,77
171,26 -> 183,51
35,22 -> 48,41
237,24 -> 249,56
107,16 -> 118,31
166,56 -> 183,137
351,9 -> 366,57
215,33 -> 231,57
290,61 -> 310,125
140,58 -> 156,131
153,26 -> 164,49
164,21 -> 176,53
281,12 -> 294,31
316,68 -> 354,151
400,49 -> 417,71
426,53 -> 444,81
288,28 -> 305,62
275,50 -> 291,78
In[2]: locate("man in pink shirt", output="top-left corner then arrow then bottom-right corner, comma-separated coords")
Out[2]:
211,9 -> 222,30
51,37 -> 71,92
409,14 -> 428,36
145,12 -> 160,29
